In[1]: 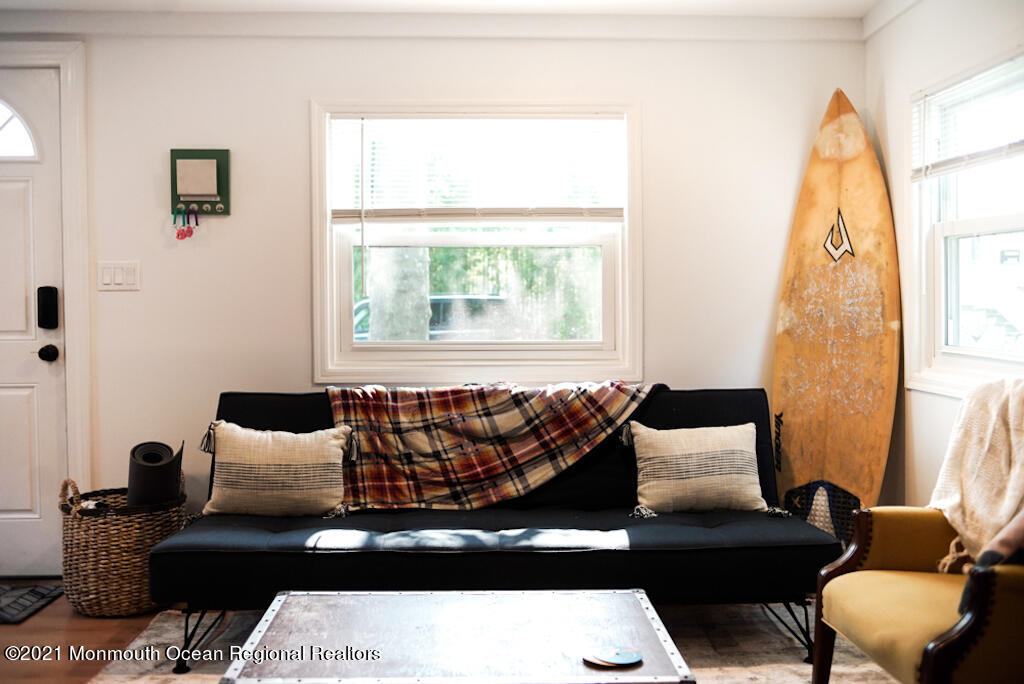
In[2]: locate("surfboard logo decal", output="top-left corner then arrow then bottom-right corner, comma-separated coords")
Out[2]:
823,209 -> 855,262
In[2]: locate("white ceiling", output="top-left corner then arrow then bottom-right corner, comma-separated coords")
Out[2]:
0,0 -> 884,19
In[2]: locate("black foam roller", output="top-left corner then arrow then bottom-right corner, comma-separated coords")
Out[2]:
127,441 -> 182,506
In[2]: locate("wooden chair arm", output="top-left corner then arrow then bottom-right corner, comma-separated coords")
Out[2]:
820,507 -> 957,589
920,563 -> 1024,683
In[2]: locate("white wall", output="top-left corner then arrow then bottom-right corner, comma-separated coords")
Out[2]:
865,0 -> 1024,504
9,4 -> 1020,516
80,33 -> 865,502
0,12 -> 870,503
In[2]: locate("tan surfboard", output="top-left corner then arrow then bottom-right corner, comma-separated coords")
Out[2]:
772,89 -> 901,527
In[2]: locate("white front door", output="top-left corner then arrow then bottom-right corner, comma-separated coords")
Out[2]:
0,66 -> 67,576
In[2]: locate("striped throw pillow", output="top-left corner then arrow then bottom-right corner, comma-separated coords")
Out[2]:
203,421 -> 352,517
631,421 -> 767,512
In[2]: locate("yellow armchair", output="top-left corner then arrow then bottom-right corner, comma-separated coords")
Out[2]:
813,506 -> 1024,684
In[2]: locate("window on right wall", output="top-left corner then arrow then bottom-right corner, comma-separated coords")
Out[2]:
910,53 -> 1024,394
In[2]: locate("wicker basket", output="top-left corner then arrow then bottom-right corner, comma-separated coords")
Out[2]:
59,478 -> 186,617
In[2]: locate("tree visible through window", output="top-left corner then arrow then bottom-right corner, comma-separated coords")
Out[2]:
351,243 -> 603,342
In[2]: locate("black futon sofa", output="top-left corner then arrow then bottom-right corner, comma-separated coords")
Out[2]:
150,387 -> 841,611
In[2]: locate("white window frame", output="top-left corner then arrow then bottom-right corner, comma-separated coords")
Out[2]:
310,102 -> 644,385
907,54 -> 1024,398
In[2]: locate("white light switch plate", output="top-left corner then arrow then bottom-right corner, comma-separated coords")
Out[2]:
98,260 -> 140,291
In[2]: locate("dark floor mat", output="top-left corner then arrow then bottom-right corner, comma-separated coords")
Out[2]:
0,584 -> 64,624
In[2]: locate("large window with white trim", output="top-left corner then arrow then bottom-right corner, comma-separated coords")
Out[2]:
911,54 -> 1024,391
311,105 -> 642,384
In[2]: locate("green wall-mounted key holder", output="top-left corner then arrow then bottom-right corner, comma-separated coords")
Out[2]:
170,149 -> 230,215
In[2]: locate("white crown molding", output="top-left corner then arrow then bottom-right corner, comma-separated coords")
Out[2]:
0,10 -> 863,42
862,0 -> 920,40
0,0 -> 882,17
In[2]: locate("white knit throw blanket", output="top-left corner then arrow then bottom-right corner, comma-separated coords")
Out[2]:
929,378 -> 1024,567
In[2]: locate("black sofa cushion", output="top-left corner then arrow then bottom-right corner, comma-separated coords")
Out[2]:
152,508 -> 832,553
150,507 -> 838,608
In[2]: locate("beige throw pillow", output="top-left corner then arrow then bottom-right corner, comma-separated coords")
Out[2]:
631,421 -> 767,512
203,421 -> 352,517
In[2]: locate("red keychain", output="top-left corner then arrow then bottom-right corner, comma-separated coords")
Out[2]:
173,208 -> 186,240
172,208 -> 200,240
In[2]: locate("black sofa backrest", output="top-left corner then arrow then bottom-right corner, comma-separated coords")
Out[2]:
211,387 -> 779,509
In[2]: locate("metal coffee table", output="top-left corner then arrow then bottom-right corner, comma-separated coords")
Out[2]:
221,589 -> 694,683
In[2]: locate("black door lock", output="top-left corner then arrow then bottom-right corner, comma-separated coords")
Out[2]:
37,287 -> 59,329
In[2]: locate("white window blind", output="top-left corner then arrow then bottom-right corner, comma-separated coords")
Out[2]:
912,53 -> 1024,181
329,117 -> 626,219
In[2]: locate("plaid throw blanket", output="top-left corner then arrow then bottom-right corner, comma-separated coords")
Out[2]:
328,381 -> 659,511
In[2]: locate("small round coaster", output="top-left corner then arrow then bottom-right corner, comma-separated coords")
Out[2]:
582,647 -> 643,668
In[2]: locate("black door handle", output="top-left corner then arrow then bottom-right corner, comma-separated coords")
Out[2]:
37,345 -> 59,362
38,286 -> 59,329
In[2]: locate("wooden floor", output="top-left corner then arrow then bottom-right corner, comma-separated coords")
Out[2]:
0,579 -> 156,683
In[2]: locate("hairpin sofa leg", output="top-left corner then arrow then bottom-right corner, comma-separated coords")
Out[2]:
761,599 -> 814,663
173,607 -> 226,674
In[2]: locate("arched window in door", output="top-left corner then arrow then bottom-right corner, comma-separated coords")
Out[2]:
0,100 -> 36,159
